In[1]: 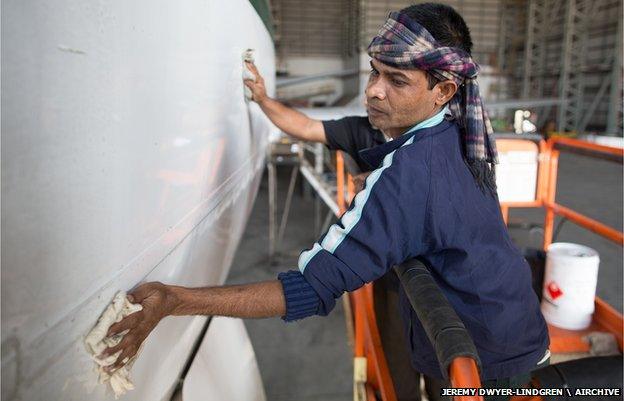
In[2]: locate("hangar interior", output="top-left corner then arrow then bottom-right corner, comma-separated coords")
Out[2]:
2,1 -> 622,400
272,0 -> 622,134
226,1 -> 623,400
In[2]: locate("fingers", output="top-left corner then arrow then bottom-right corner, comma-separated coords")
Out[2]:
244,60 -> 259,74
128,281 -> 161,303
99,331 -> 140,370
106,311 -> 143,337
244,61 -> 263,83
99,334 -> 130,359
105,344 -> 139,372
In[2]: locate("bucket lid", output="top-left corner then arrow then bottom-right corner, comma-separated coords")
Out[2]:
547,242 -> 599,259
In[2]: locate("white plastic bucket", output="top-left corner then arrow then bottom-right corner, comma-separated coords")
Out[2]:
541,242 -> 600,330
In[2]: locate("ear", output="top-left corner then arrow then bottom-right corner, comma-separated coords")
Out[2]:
434,80 -> 458,106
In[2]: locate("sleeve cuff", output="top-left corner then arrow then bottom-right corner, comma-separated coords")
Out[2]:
321,120 -> 339,151
277,270 -> 320,322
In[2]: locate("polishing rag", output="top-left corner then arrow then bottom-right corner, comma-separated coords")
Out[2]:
242,49 -> 256,101
84,292 -> 143,399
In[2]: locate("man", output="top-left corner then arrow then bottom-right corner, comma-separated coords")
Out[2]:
243,50 -> 424,401
100,4 -> 550,400
239,6 -> 475,399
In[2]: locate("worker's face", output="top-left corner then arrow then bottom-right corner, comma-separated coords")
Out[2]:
365,59 -> 455,138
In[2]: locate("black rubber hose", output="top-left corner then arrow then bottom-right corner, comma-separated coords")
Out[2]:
394,258 -> 482,380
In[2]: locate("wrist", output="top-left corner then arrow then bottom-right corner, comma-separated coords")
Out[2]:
164,285 -> 184,316
256,93 -> 270,106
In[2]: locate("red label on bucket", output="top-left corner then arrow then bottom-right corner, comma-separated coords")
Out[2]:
547,282 -> 563,300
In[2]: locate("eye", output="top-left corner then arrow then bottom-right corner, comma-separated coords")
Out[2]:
370,68 -> 379,76
392,79 -> 406,87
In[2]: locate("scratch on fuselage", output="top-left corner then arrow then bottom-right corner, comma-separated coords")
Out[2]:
57,45 -> 86,55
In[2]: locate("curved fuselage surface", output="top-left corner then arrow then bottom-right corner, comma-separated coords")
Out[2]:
1,1 -> 275,399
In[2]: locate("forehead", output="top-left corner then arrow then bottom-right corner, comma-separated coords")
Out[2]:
370,59 -> 426,80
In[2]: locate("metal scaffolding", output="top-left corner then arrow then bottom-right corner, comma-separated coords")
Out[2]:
607,12 -> 623,135
557,0 -> 592,132
517,0 -> 623,135
497,0 -> 527,100
522,0 -> 549,100
272,0 -> 623,135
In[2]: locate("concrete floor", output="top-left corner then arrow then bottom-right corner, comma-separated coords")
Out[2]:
226,167 -> 353,401
226,152 -> 622,401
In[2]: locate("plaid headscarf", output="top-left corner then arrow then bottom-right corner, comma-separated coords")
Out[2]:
368,11 -> 498,192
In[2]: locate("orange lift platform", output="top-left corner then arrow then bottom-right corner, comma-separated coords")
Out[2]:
332,136 -> 623,401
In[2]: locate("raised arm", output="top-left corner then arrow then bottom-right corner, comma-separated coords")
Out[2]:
244,61 -> 327,143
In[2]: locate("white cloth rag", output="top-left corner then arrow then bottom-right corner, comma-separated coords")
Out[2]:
242,48 -> 256,101
84,292 -> 143,399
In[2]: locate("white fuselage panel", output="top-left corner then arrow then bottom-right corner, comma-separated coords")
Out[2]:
2,0 -> 275,399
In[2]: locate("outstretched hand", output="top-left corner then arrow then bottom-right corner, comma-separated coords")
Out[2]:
243,61 -> 268,103
99,281 -> 178,372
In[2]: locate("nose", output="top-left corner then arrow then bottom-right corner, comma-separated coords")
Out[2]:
365,78 -> 386,101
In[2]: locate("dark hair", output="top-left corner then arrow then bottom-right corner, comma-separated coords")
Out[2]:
400,3 -> 473,89
401,4 -> 496,193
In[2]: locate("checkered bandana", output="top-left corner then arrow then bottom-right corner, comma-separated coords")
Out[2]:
368,11 -> 498,190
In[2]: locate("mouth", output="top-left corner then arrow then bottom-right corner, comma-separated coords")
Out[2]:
367,104 -> 387,116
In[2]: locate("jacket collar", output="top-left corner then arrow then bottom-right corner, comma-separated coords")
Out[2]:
359,109 -> 449,170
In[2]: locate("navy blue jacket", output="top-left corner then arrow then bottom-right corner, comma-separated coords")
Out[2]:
278,118 -> 549,380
